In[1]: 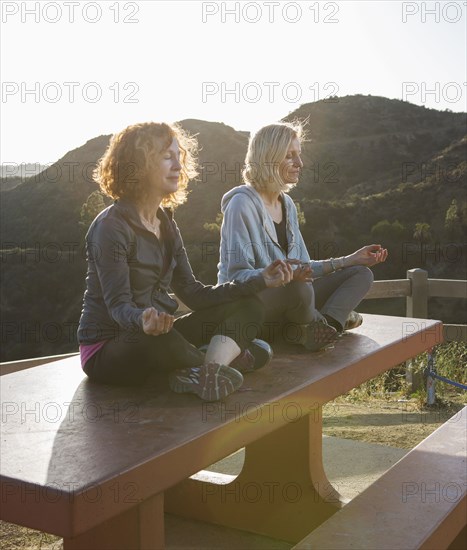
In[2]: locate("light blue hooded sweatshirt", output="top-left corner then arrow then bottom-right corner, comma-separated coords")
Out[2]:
217,184 -> 327,284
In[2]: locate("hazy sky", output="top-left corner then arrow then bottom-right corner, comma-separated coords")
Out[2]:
1,0 -> 466,166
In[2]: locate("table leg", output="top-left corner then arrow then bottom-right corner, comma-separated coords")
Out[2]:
166,412 -> 347,543
63,492 -> 164,550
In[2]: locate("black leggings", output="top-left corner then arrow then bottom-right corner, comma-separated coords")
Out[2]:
83,297 -> 264,386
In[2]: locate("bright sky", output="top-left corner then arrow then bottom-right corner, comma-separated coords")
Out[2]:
1,0 -> 466,166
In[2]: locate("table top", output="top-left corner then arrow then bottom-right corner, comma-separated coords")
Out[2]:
0,314 -> 443,536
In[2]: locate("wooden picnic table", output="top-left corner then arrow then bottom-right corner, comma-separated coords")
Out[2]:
0,314 -> 443,549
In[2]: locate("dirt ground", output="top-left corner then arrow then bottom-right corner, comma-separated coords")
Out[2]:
1,396 -> 465,550
322,395 -> 465,449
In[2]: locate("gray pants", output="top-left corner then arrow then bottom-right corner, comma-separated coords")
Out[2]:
258,265 -> 374,332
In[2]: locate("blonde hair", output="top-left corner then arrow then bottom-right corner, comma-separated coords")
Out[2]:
94,122 -> 198,208
243,121 -> 305,193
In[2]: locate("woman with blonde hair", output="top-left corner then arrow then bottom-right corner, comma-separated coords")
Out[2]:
217,121 -> 388,351
77,122 -> 291,401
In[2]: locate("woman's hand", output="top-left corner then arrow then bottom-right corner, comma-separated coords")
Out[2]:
286,259 -> 314,282
261,259 -> 294,288
142,307 -> 174,336
346,245 -> 388,267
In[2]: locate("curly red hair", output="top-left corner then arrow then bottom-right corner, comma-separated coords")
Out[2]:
94,122 -> 198,207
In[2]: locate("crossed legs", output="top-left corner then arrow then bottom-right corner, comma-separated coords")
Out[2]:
257,266 -> 373,346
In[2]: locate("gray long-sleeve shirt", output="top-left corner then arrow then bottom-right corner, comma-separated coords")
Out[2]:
77,198 -> 266,344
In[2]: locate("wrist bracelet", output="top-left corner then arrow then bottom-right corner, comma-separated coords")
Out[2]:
330,257 -> 345,272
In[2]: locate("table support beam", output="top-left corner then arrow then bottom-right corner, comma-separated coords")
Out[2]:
166,411 -> 346,543
64,493 -> 164,550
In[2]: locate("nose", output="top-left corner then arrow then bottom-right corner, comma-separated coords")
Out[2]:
294,156 -> 303,168
173,157 -> 182,171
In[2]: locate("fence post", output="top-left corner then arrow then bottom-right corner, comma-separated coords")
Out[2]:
406,268 -> 428,318
406,269 -> 429,391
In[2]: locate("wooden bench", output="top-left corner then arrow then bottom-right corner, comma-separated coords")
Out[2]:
0,314 -> 443,549
292,406 -> 467,550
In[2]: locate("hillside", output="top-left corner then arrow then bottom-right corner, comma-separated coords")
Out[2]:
1,95 -> 466,361
287,95 -> 466,201
298,134 -> 467,266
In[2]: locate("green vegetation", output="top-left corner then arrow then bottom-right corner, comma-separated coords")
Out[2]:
342,341 -> 466,408
371,219 -> 406,242
79,190 -> 107,230
413,222 -> 432,244
203,212 -> 223,234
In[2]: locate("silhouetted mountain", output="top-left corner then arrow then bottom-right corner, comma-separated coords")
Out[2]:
0,136 -> 110,245
1,96 -> 466,361
177,119 -> 249,230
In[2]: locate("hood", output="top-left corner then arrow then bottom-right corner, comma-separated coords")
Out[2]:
221,184 -> 266,215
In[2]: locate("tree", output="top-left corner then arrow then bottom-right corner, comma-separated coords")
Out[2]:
203,212 -> 223,234
295,201 -> 306,227
371,220 -> 391,240
80,191 -> 107,231
444,199 -> 461,240
371,219 -> 406,243
413,222 -> 432,244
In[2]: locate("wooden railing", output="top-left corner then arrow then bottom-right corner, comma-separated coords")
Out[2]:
364,268 -> 467,343
0,352 -> 79,376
